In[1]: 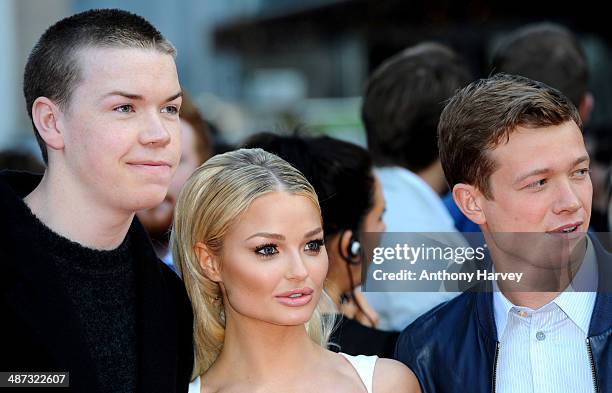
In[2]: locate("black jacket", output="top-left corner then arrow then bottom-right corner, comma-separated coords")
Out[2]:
0,171 -> 194,392
395,235 -> 612,393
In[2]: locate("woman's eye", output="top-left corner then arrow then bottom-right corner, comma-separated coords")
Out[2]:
161,105 -> 179,115
255,244 -> 278,257
114,104 -> 134,113
305,239 -> 324,253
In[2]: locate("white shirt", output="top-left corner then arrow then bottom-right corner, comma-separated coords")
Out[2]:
364,166 -> 464,330
493,238 -> 597,393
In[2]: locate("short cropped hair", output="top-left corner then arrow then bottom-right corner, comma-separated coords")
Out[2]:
492,22 -> 588,108
438,73 -> 582,199
362,42 -> 471,171
23,8 -> 176,163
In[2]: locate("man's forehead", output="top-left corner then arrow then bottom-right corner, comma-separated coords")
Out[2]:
489,121 -> 588,172
492,122 -> 583,152
72,46 -> 179,96
76,45 -> 173,59
75,46 -> 176,76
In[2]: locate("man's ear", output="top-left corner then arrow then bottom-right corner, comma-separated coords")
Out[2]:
31,97 -> 65,152
194,242 -> 221,282
452,183 -> 486,225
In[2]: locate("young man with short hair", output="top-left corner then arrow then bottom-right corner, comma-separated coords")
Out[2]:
395,73 -> 612,392
1,9 -> 193,392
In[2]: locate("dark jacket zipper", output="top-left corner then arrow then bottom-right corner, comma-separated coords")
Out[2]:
492,342 -> 500,393
586,337 -> 599,393
492,339 -> 598,393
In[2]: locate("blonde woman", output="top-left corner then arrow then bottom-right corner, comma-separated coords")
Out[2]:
172,148 -> 420,393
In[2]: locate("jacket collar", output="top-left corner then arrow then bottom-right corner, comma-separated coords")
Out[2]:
476,290 -> 498,341
588,234 -> 612,337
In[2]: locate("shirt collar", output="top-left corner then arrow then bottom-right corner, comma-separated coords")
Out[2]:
493,279 -> 514,340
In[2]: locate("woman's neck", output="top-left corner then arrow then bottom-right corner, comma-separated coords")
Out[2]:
210,311 -> 325,384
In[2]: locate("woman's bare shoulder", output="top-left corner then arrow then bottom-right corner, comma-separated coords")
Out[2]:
373,358 -> 421,393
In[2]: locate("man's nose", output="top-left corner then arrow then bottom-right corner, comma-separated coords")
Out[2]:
140,111 -> 171,147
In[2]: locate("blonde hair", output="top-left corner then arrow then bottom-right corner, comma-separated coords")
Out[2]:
171,148 -> 336,377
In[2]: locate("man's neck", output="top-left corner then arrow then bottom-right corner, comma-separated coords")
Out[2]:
24,170 -> 133,250
499,290 -> 559,310
491,235 -> 589,310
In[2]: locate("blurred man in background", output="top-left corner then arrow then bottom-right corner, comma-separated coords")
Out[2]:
361,42 -> 472,330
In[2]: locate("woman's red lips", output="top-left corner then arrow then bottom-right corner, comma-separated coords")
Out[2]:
275,287 -> 314,307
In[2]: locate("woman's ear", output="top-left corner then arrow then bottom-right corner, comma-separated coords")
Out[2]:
31,97 -> 66,153
194,242 -> 221,282
452,183 -> 486,226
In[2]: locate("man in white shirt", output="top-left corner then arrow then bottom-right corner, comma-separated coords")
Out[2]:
360,42 -> 472,330
395,73 -> 611,393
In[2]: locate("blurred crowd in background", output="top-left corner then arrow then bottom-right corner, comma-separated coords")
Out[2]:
1,0 -> 609,232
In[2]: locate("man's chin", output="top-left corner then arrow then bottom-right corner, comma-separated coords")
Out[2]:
568,234 -> 589,257
129,189 -> 173,214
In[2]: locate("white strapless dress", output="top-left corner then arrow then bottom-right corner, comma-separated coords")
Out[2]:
188,353 -> 378,393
